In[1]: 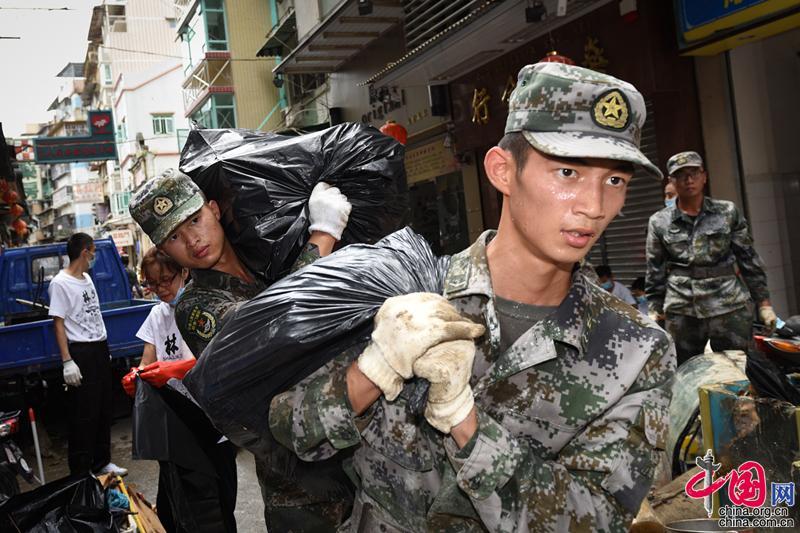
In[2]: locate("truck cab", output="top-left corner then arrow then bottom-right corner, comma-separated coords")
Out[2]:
0,239 -> 155,375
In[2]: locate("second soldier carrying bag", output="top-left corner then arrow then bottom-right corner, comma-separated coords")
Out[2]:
179,122 -> 408,283
182,228 -> 450,453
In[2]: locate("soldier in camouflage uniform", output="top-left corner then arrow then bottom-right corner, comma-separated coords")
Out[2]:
130,170 -> 355,531
269,63 -> 676,532
645,151 -> 776,365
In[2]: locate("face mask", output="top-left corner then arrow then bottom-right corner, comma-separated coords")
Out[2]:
601,280 -> 614,291
169,284 -> 185,307
636,295 -> 647,304
665,198 -> 676,209
87,253 -> 96,270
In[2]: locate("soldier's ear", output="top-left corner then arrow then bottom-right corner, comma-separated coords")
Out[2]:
484,146 -> 514,196
207,200 -> 221,220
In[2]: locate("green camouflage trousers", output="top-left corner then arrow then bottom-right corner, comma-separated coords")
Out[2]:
666,304 -> 754,366
255,448 -> 354,532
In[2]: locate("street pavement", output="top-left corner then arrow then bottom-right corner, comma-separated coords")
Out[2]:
20,415 -> 267,532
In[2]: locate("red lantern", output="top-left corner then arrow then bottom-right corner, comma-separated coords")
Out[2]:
9,204 -> 24,217
539,50 -> 575,65
380,120 -> 408,145
11,218 -> 28,237
2,190 -> 19,205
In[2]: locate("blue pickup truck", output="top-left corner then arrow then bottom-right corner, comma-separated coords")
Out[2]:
0,239 -> 155,382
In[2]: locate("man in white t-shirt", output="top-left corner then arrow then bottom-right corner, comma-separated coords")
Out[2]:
595,264 -> 637,306
48,233 -> 127,477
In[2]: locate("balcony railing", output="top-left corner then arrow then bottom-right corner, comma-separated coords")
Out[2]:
182,54 -> 233,115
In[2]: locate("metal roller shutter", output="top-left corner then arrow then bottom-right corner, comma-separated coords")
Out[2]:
587,100 -> 663,288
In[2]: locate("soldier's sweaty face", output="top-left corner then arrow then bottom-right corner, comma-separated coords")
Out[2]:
496,147 -> 631,269
160,201 -> 226,270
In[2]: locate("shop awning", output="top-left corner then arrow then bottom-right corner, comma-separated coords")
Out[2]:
257,8 -> 297,58
271,0 -> 404,75
361,0 -> 610,88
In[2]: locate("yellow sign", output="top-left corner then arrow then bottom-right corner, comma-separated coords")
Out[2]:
593,90 -> 629,130
405,139 -> 458,184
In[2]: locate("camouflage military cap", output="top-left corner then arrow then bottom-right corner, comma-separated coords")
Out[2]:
667,151 -> 703,176
505,62 -> 662,178
129,168 -> 205,245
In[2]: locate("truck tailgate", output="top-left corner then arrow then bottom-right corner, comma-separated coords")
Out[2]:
0,300 -> 155,373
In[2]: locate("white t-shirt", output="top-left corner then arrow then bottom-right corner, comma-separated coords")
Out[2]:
48,271 -> 107,342
136,302 -> 195,362
611,281 -> 637,306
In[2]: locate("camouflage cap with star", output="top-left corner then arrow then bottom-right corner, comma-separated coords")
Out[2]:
505,62 -> 662,179
129,168 -> 206,245
666,151 -> 704,176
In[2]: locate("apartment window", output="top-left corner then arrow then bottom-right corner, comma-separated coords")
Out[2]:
191,94 -> 236,129
107,4 -> 127,32
116,118 -> 127,143
101,64 -> 113,86
152,114 -> 175,136
203,0 -> 229,51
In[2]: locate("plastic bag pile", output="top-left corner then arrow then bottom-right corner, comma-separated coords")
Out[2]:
179,122 -> 407,282
183,228 -> 450,451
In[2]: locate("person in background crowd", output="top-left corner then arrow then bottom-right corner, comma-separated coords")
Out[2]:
631,276 -> 649,315
664,181 -> 677,208
595,264 -> 637,306
269,62 -> 675,532
129,169 -> 355,532
48,233 -> 127,477
121,253 -> 143,298
123,247 -> 236,533
646,150 -> 776,365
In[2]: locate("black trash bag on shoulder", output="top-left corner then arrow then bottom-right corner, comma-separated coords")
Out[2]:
183,227 -> 450,451
179,122 -> 407,282
0,473 -> 115,532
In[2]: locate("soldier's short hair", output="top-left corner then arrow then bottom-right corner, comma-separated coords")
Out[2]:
498,132 -> 532,176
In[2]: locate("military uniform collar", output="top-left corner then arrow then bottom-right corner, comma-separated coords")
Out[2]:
671,195 -> 716,223
190,266 -> 265,290
444,230 -> 591,352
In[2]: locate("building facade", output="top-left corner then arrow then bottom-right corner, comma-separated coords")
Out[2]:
176,0 -> 282,131
83,0 -> 189,260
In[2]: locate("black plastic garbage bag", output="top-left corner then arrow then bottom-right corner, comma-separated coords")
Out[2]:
0,473 -> 115,532
131,378 -> 237,533
746,349 -> 800,405
179,122 -> 407,282
183,227 -> 450,451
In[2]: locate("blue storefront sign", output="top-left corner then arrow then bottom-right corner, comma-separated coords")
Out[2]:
33,110 -> 118,164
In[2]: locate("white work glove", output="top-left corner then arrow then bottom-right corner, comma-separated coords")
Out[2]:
413,340 -> 476,433
308,182 -> 352,241
648,310 -> 664,323
357,293 -> 485,401
759,305 -> 778,331
63,359 -> 83,387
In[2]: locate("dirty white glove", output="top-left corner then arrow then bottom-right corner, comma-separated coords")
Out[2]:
413,340 -> 476,433
63,359 -> 83,387
308,182 -> 352,241
357,293 -> 485,401
759,305 -> 778,331
648,310 -> 663,323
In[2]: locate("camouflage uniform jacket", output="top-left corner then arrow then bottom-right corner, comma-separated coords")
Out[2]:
645,196 -> 769,318
269,230 -> 676,532
176,243 -> 320,356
